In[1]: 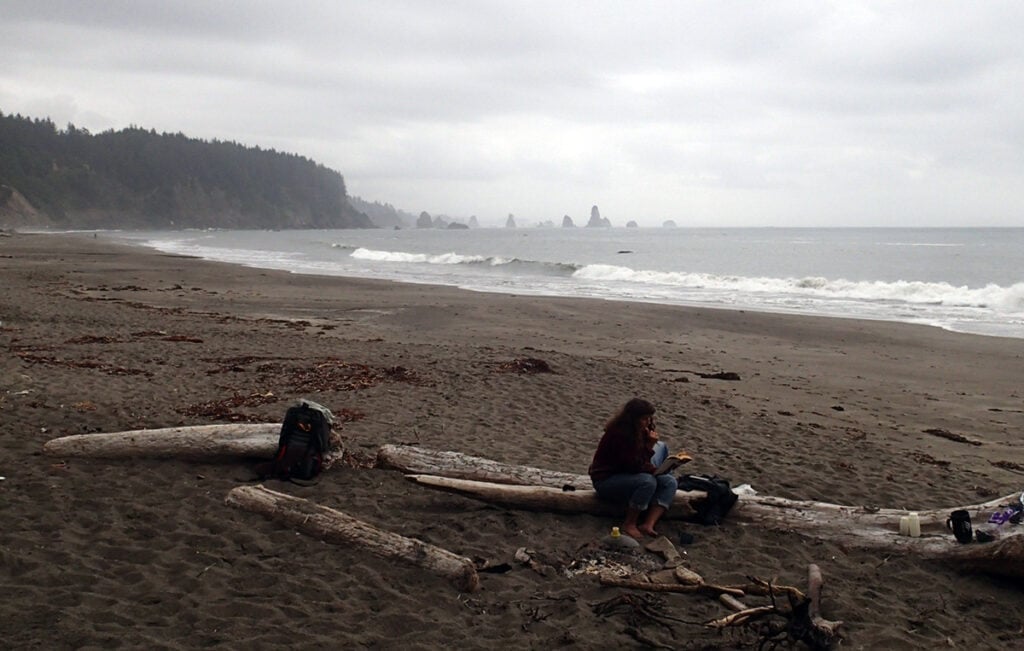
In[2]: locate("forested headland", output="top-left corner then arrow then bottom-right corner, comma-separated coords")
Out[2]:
0,111 -> 372,230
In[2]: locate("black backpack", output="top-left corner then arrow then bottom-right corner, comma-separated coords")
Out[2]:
677,474 -> 739,525
265,400 -> 333,482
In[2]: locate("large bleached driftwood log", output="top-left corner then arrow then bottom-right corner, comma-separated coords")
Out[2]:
407,474 -> 697,519
382,445 -> 1024,579
43,424 -> 282,459
378,444 -> 585,487
225,484 -> 479,592
42,424 -> 345,466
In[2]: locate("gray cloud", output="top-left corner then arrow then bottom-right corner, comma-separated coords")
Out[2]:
2,1 -> 1022,226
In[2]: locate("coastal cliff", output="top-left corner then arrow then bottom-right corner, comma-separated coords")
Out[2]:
0,112 -> 372,230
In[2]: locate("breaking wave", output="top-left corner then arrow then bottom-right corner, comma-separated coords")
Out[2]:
573,264 -> 1024,313
349,247 -> 579,275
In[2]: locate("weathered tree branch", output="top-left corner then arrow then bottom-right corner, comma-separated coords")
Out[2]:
225,484 -> 479,592
598,574 -> 746,597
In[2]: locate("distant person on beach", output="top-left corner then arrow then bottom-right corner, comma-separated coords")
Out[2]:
588,398 -> 678,539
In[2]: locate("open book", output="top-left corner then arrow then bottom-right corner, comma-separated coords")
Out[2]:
655,451 -> 693,475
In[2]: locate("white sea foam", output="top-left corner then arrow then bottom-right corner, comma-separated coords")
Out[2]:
573,265 -> 1024,314
144,239 -> 302,269
351,247 -> 489,265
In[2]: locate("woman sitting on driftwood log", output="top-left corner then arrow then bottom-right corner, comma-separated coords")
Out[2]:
588,398 -> 679,539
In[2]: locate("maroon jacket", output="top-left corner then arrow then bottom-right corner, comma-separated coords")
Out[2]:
588,426 -> 655,482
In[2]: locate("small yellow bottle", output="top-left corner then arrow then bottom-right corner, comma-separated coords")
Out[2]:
603,525 -> 639,550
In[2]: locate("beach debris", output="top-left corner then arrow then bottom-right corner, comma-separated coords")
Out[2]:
13,352 -> 149,376
285,358 -> 426,392
475,558 -> 512,574
643,535 -> 682,567
591,593 -> 684,647
590,548 -> 842,646
911,451 -> 951,467
733,483 -> 757,496
179,392 -> 280,422
514,547 -> 565,577
226,484 -> 480,592
706,565 -> 844,651
698,371 -> 741,381
923,427 -> 983,446
991,460 -> 1024,473
566,554 -> 650,579
671,565 -> 704,585
65,335 -> 123,344
718,592 -> 748,612
201,356 -> 426,390
599,573 -> 746,598
496,357 -> 554,374
202,354 -> 286,374
162,334 -> 204,343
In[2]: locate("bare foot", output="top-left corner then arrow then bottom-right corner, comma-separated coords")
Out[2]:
638,524 -> 659,537
622,525 -> 644,540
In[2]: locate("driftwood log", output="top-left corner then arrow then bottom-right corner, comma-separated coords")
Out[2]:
225,484 -> 479,592
804,563 -> 843,644
377,444 -> 586,487
43,424 -> 282,459
381,445 -> 1024,579
407,474 -> 697,519
42,424 -> 345,466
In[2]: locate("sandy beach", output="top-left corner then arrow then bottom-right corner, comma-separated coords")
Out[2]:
2,231 -> 1023,649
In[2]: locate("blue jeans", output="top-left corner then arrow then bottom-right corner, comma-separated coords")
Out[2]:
651,441 -> 668,467
592,442 -> 677,511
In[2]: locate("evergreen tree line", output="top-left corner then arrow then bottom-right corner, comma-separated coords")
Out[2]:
0,111 -> 372,229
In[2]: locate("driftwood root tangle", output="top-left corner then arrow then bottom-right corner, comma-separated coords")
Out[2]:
706,565 -> 842,650
225,484 -> 479,592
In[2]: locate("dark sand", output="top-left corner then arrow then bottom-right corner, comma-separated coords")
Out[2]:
2,231 -> 1023,649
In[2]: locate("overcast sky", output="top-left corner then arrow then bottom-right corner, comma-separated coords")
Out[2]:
2,1 -> 1023,227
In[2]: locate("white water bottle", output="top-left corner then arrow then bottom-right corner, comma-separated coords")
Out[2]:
907,512 -> 921,538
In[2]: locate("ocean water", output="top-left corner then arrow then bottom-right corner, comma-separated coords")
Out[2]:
110,227 -> 1024,339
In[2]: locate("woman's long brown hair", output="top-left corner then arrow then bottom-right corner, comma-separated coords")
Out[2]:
604,397 -> 656,438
